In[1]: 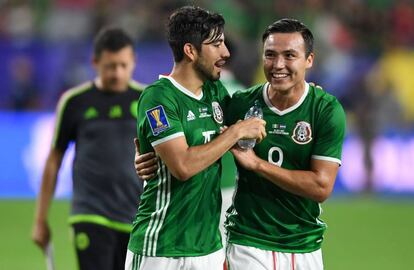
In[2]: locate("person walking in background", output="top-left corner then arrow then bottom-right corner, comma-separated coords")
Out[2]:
125,6 -> 266,270
32,27 -> 145,270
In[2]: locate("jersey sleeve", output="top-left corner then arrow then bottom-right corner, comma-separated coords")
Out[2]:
51,93 -> 77,151
137,87 -> 184,147
312,99 -> 346,165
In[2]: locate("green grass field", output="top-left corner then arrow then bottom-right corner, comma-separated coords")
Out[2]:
1,196 -> 413,270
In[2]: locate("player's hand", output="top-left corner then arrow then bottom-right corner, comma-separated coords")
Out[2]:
219,125 -> 228,134
232,118 -> 267,143
230,146 -> 260,171
32,219 -> 51,251
134,138 -> 158,180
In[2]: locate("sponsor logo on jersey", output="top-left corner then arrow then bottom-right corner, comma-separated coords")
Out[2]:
146,105 -> 170,136
269,123 -> 289,135
199,107 -> 211,118
84,106 -> 98,120
109,105 -> 123,118
187,110 -> 196,121
212,101 -> 223,124
291,121 -> 313,144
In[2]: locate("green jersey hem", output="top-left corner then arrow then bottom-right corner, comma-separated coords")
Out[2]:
227,231 -> 322,254
68,214 -> 132,233
127,244 -> 223,258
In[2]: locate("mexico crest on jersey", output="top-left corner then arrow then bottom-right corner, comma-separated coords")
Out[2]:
291,121 -> 312,144
212,101 -> 223,124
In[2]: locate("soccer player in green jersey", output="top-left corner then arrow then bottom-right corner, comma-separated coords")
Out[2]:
135,18 -> 346,270
125,6 -> 266,270
224,19 -> 346,270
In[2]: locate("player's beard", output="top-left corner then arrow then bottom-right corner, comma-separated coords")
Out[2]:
194,58 -> 220,82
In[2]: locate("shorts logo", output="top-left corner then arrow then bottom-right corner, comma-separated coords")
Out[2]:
292,121 -> 312,144
212,101 -> 223,124
146,105 -> 170,136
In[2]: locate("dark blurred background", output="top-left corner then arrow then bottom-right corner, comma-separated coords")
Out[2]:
1,1 -> 414,269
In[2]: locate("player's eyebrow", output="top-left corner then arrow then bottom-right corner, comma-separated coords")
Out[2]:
283,49 -> 298,54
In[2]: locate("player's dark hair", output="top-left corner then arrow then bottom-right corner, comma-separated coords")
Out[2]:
262,18 -> 314,57
93,27 -> 134,59
167,6 -> 225,62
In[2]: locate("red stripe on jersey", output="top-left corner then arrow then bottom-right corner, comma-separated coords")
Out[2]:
291,253 -> 295,270
272,251 -> 277,270
223,260 -> 227,270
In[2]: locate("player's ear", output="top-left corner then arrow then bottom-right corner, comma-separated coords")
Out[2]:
91,55 -> 100,69
306,52 -> 314,69
183,43 -> 197,62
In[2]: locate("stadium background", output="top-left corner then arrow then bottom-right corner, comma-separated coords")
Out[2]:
1,0 -> 413,269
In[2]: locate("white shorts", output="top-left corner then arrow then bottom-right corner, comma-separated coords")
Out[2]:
226,243 -> 323,270
125,248 -> 225,270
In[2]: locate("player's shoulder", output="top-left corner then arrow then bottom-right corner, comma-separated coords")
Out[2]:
139,77 -> 177,105
63,81 -> 93,98
128,80 -> 147,92
232,83 -> 264,100
57,81 -> 94,107
141,77 -> 173,96
308,83 -> 342,109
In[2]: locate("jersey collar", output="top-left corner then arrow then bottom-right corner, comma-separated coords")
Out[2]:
262,81 -> 309,116
159,75 -> 204,101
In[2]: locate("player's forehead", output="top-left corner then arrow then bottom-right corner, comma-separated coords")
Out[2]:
263,32 -> 305,54
96,46 -> 134,62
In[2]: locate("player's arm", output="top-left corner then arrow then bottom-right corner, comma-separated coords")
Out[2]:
32,91 -> 74,250
32,147 -> 65,249
154,117 -> 266,181
134,138 -> 157,180
231,148 -> 338,202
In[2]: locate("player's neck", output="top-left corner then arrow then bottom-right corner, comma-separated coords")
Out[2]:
170,63 -> 203,96
94,77 -> 128,93
267,81 -> 305,111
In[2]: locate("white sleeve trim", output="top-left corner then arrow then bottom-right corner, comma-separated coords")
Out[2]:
151,132 -> 185,147
312,155 -> 342,166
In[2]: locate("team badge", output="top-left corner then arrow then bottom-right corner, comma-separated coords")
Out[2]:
212,101 -> 223,124
146,105 -> 170,136
291,121 -> 312,144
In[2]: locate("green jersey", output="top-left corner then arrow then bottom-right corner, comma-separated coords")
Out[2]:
128,76 -> 230,257
225,82 -> 346,253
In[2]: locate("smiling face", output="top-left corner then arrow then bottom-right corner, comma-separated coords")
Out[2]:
194,33 -> 230,81
263,32 -> 313,94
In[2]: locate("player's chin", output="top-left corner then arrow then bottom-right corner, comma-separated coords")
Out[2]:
211,71 -> 221,81
110,83 -> 129,92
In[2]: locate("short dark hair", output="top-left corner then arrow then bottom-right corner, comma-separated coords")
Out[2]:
167,6 -> 225,62
262,18 -> 314,57
93,27 -> 134,59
